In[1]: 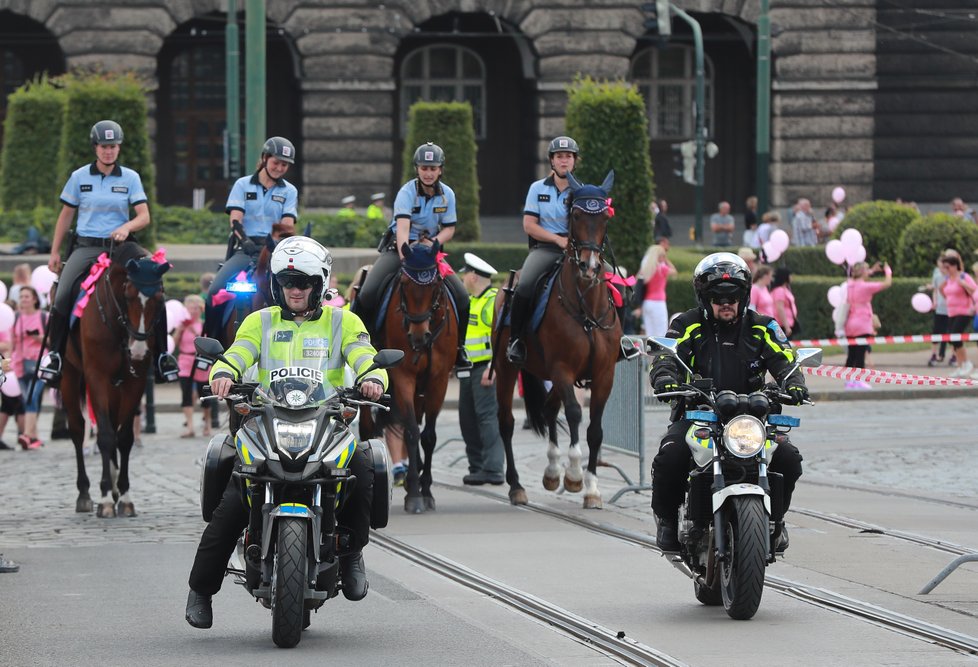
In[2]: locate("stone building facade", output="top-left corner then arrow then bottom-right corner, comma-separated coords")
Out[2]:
0,0 -> 975,221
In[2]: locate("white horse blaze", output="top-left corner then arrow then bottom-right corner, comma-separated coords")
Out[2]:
129,293 -> 150,360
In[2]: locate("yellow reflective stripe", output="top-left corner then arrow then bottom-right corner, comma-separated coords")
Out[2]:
236,435 -> 254,464
754,324 -> 794,362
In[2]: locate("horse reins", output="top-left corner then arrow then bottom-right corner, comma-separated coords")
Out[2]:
397,273 -> 448,367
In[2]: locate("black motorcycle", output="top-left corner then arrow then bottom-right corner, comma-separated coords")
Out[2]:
195,337 -> 403,647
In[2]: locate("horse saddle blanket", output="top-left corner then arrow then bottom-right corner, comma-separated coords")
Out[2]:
500,262 -> 561,334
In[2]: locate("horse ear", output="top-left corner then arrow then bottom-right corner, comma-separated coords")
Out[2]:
566,171 -> 583,192
125,258 -> 139,273
155,261 -> 171,277
400,242 -> 410,258
600,169 -> 615,194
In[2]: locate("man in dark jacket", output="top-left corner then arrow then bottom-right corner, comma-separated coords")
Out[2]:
648,252 -> 808,552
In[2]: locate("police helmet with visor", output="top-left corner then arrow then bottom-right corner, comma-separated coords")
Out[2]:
693,252 -> 752,320
262,136 -> 296,164
413,142 -> 445,167
91,120 -> 124,146
270,236 -> 332,310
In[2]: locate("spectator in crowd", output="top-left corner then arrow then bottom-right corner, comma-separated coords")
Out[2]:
0,329 -> 23,450
653,199 -> 672,242
791,198 -> 818,247
755,210 -> 781,247
173,295 -> 210,439
770,267 -> 799,340
710,201 -> 735,247
11,286 -> 47,449
940,253 -> 976,378
924,251 -> 951,367
737,247 -> 758,274
743,195 -> 758,247
843,261 -> 892,388
951,197 -> 977,223
634,243 -> 677,337
750,265 -> 775,317
8,263 -> 32,306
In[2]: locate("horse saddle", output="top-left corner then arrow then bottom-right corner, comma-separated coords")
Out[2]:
501,259 -> 563,334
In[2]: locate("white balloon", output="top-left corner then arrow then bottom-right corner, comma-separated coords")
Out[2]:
31,266 -> 57,297
827,285 -> 843,308
845,243 -> 866,265
762,241 -> 782,263
825,239 -> 847,265
769,229 -> 790,253
0,302 -> 14,331
911,292 -> 932,314
0,280 -> 7,304
165,299 -> 189,332
832,186 -> 846,204
840,228 -> 863,248
1,370 -> 20,397
167,334 -> 175,354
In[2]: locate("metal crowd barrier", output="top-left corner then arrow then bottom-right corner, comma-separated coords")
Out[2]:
601,354 -> 653,503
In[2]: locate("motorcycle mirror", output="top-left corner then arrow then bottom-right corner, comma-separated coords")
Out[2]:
193,336 -> 240,381
355,348 -> 405,384
620,336 -> 643,361
795,347 -> 823,367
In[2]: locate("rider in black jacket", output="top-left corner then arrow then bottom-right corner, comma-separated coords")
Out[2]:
649,252 -> 808,552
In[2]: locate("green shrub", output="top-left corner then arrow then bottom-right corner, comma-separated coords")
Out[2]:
402,101 -> 480,241
565,76 -> 654,273
153,206 -> 227,244
832,200 -> 921,266
56,72 -> 156,247
0,76 -> 65,211
896,212 -> 978,277
0,205 -> 59,241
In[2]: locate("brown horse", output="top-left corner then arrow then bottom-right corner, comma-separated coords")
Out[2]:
493,170 -> 622,509
60,242 -> 171,517
360,241 -> 456,514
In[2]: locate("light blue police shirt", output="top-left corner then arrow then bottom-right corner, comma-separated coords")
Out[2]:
225,172 -> 299,237
388,179 -> 457,241
523,175 -> 570,236
59,163 -> 148,238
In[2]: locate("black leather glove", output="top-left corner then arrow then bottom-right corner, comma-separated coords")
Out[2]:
786,384 -> 809,405
653,375 -> 680,402
240,238 -> 259,255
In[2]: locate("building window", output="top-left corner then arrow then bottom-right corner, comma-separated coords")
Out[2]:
630,45 -> 714,140
400,45 -> 486,139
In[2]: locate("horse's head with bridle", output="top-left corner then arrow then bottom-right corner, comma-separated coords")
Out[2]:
565,169 -> 615,284
397,240 -> 447,353
100,243 -> 170,364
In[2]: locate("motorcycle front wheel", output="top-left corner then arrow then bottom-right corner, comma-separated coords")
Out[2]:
719,495 -> 767,620
272,517 -> 308,648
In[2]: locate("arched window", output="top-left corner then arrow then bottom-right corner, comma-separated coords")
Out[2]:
630,46 -> 714,139
400,45 -> 486,139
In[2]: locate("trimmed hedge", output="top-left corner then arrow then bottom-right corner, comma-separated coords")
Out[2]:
402,101 -> 480,241
832,200 -> 920,267
0,76 -> 65,211
896,212 -> 978,277
565,76 -> 654,273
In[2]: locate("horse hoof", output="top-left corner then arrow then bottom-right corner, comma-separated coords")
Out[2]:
509,488 -> 528,505
404,496 -> 426,514
117,502 -> 137,517
583,495 -> 603,510
563,477 -> 583,493
542,475 -> 560,491
423,497 -> 436,511
76,497 -> 93,513
96,503 -> 117,518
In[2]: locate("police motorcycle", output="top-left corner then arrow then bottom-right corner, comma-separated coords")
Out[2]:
195,337 -> 403,647
646,336 -> 821,620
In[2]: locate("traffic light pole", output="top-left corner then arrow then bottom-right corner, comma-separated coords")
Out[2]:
225,0 -> 240,179
244,0 -> 265,170
755,0 -> 772,218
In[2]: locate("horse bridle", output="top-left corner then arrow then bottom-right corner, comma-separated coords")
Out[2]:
397,272 -> 448,362
94,265 -> 165,381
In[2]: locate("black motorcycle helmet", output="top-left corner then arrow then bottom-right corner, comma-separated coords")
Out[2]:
693,252 -> 752,321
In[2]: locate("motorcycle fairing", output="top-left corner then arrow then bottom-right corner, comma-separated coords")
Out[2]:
685,423 -> 715,468
712,483 -> 770,514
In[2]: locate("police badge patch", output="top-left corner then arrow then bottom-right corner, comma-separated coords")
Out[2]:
274,330 -> 294,342
357,332 -> 370,343
768,321 -> 788,343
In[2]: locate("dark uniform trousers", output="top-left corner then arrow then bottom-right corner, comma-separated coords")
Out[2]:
651,419 -> 803,521
458,361 -> 504,475
188,446 -> 373,596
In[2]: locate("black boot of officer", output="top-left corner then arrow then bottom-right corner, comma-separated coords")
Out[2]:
37,309 -> 70,383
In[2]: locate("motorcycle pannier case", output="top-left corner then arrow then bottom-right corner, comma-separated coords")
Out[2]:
361,438 -> 392,529
200,434 -> 237,522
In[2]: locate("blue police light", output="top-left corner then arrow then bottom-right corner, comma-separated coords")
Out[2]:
226,280 -> 258,294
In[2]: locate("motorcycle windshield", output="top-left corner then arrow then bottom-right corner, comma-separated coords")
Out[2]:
263,367 -> 338,408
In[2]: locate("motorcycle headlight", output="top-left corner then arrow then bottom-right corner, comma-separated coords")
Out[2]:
723,415 -> 765,458
273,420 -> 317,459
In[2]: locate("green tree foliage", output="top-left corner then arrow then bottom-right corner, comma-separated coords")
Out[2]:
896,212 -> 978,277
56,72 -> 156,246
832,200 -> 920,266
565,76 -> 654,273
402,101 -> 480,241
0,76 -> 65,212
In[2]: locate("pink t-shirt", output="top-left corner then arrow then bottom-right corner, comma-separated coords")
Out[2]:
844,279 -> 886,336
750,284 -> 775,317
941,273 -> 977,317
769,285 -> 796,330
10,311 -> 46,377
176,319 -> 203,377
643,262 -> 671,302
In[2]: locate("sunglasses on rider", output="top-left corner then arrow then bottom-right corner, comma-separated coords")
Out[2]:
710,295 -> 739,306
275,274 -> 316,290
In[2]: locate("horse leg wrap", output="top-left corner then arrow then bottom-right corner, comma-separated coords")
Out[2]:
543,441 -> 562,491
564,444 -> 584,493
582,471 -> 602,510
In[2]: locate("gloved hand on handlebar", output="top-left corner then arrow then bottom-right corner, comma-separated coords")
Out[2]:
786,384 -> 809,405
653,375 -> 679,402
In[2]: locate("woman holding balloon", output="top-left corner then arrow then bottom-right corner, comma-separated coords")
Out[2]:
844,261 -> 892,384
11,286 -> 47,449
939,252 -> 976,378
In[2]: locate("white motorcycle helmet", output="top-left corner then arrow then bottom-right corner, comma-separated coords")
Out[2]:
269,236 -> 333,311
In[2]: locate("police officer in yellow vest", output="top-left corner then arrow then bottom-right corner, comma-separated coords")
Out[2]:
458,252 -> 505,485
185,236 -> 387,629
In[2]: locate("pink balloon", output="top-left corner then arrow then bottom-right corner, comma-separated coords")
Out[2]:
31,266 -> 56,297
762,241 -> 782,262
845,243 -> 866,265
0,303 -> 14,331
1,371 -> 20,397
832,186 -> 846,204
167,334 -> 175,354
827,285 -> 843,308
911,292 -> 932,314
769,229 -> 790,253
825,239 -> 847,265
165,299 -> 189,332
827,215 -> 842,232
840,228 -> 863,248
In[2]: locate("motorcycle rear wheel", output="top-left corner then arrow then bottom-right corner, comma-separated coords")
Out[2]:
719,496 -> 767,620
272,518 -> 308,648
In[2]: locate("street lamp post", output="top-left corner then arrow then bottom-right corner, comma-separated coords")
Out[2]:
244,0 -> 265,170
755,0 -> 771,217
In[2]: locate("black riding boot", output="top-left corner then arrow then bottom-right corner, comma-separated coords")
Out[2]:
505,293 -> 529,365
339,551 -> 368,601
38,310 -> 69,383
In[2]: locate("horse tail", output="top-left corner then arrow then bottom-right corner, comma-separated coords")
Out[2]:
520,370 -> 549,437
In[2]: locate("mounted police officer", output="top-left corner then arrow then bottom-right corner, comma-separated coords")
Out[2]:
458,252 -> 505,485
204,136 -> 298,339
351,141 -> 471,370
648,252 -> 807,553
186,236 -> 387,628
506,135 -> 580,365
39,120 -> 178,384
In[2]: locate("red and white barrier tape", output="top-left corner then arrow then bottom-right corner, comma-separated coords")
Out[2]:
794,333 -> 978,347
803,364 -> 978,386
